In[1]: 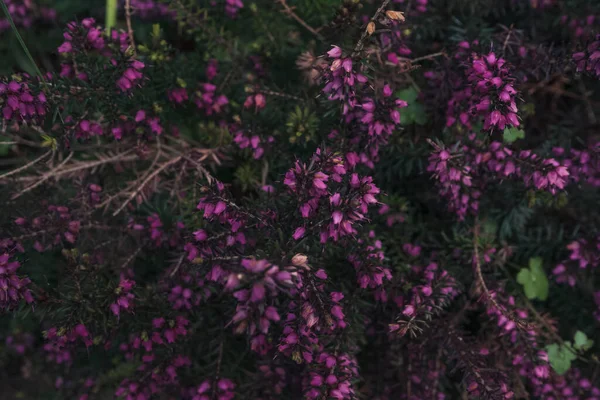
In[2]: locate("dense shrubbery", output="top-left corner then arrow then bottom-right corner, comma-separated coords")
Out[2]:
1,0 -> 600,399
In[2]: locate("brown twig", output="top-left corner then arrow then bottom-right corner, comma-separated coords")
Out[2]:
169,254 -> 186,278
120,245 -> 143,270
12,152 -> 73,199
261,159 -> 269,187
277,0 -> 324,40
260,89 -> 303,101
125,0 -> 136,56
501,24 -> 514,56
6,151 -> 138,185
501,263 -> 599,365
0,149 -> 53,180
112,155 -> 182,216
407,51 -> 446,63
352,0 -> 393,57
472,222 -> 505,313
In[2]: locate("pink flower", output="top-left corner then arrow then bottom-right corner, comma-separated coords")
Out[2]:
58,41 -> 72,53
327,46 -> 342,58
293,227 -> 306,240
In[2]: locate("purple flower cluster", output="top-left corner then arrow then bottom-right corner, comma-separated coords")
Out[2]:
552,237 -> 600,287
392,0 -> 427,14
58,18 -> 105,54
109,109 -> 164,141
129,0 -> 176,20
304,351 -> 359,400
377,18 -> 412,65
110,276 -> 136,318
0,79 -> 48,124
128,213 -> 186,248
226,258 -> 295,355
0,0 -> 56,32
115,354 -> 191,399
232,124 -> 274,159
573,35 -> 600,79
278,258 -> 346,364
119,316 -> 189,360
555,143 -> 600,187
467,52 -> 520,131
476,142 -> 570,194
428,138 -> 572,218
479,285 -> 552,389
193,83 -> 229,115
5,332 -> 34,355
225,0 -> 244,18
532,368 -> 600,400
192,378 -> 236,400
348,232 -> 392,290
388,260 -> 458,336
322,47 -> 407,166
243,92 -> 266,112
322,46 -> 368,111
284,150 -> 380,243
254,363 -> 287,398
116,60 -> 145,92
427,145 -> 481,220
58,18 -> 145,93
560,13 -> 599,40
0,252 -> 33,311
43,324 -> 92,366
10,204 -> 83,250
73,119 -> 103,139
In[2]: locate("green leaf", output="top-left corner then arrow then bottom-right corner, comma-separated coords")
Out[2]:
529,257 -> 549,300
516,257 -> 549,301
516,268 -> 535,298
41,134 -> 57,150
503,127 -> 525,143
106,0 -> 118,33
396,88 -> 427,126
546,342 -> 577,375
397,87 -> 418,103
574,331 -> 594,351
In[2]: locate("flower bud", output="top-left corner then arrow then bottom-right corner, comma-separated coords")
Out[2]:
291,254 -> 308,267
367,22 -> 375,35
386,10 -> 405,22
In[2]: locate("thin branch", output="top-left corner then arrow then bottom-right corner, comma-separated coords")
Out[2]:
169,254 -> 186,278
260,89 -> 303,101
51,152 -> 138,177
125,0 -> 137,56
0,131 -> 44,148
473,223 -> 503,312
12,152 -> 74,199
352,0 -> 393,56
277,0 -> 324,40
120,245 -> 143,270
501,24 -> 514,56
0,149 -> 53,180
3,151 -> 138,185
407,51 -> 446,63
112,156 -> 182,216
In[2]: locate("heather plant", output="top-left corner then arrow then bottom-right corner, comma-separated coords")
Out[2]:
0,0 -> 600,399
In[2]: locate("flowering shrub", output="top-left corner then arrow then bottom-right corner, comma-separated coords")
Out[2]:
0,0 -> 600,399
